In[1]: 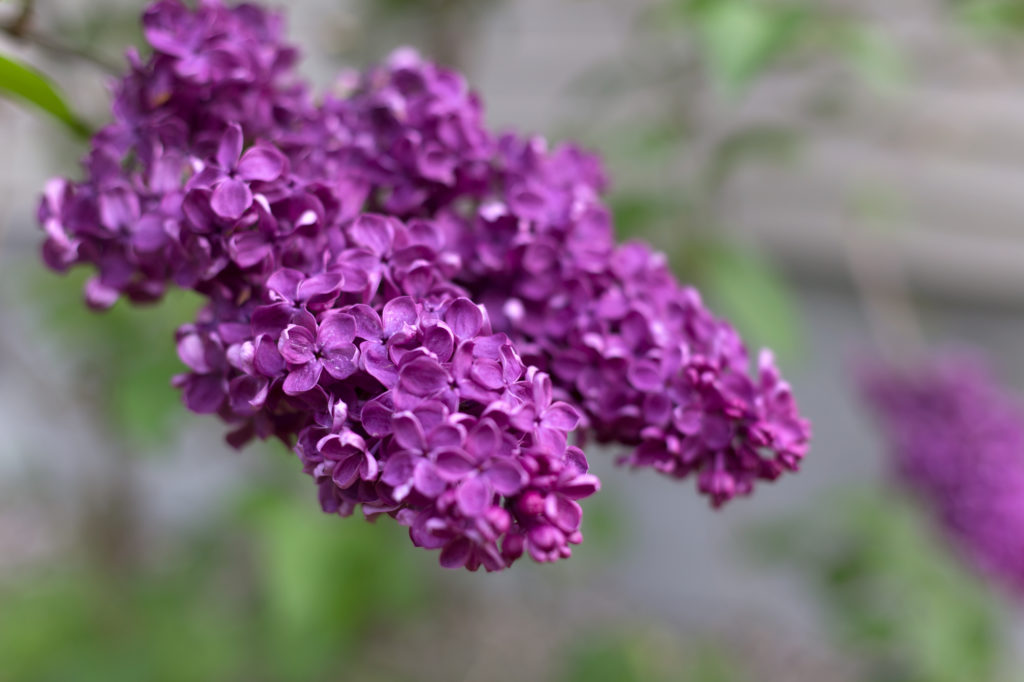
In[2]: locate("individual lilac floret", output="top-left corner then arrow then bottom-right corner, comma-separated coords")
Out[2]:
859,355 -> 1024,596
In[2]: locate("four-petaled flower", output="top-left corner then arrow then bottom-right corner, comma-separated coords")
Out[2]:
278,310 -> 359,394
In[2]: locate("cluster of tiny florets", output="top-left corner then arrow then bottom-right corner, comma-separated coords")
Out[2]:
40,0 -> 809,569
860,355 -> 1024,595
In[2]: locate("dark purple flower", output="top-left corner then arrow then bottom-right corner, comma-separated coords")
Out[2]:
188,123 -> 287,220
38,0 -> 809,570
277,310 -> 359,394
859,354 -> 1024,596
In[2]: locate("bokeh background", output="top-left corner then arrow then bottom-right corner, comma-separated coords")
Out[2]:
2,0 -> 1024,680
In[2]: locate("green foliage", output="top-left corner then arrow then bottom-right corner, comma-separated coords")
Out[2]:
703,124 -> 800,194
831,26 -> 907,92
606,123 -> 692,168
28,268 -> 202,449
682,238 -> 802,360
239,481 -> 432,678
0,53 -> 90,138
0,480 -> 436,682
610,192 -> 692,242
563,628 -> 743,682
681,0 -> 809,94
952,0 -> 1024,34
747,490 -> 1007,682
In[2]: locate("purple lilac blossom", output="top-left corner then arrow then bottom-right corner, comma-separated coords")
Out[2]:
323,48 -> 811,507
859,355 -> 1024,596
172,211 -> 599,570
39,0 -> 809,570
447,137 -> 809,507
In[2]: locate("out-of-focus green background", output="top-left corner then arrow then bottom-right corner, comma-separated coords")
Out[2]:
3,0 -> 1024,680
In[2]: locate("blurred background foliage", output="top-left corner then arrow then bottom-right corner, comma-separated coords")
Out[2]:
0,473 -> 436,682
30,268 -> 201,449
3,0 -> 1024,680
749,491 -> 1009,682
573,0 -> 908,359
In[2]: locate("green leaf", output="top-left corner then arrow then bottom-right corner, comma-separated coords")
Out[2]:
690,1 -> 807,94
25,267 -> 202,449
0,53 -> 90,138
684,239 -> 803,361
954,0 -> 1024,34
746,490 -> 1006,682
610,192 -> 692,241
564,628 -> 743,682
835,26 -> 908,92
705,125 -> 800,192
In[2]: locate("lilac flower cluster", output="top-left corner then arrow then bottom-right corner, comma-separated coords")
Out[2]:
860,355 -> 1024,595
39,0 -> 810,567
172,212 -> 598,569
442,137 -> 810,506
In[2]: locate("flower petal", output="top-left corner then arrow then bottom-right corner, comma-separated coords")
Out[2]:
177,333 -> 211,373
470,359 -> 505,391
297,273 -> 343,303
399,357 -> 450,396
183,374 -> 224,414
422,323 -> 455,362
382,296 -> 417,337
361,397 -> 393,437
217,123 -> 244,170
331,454 -> 362,489
84,277 -> 119,310
456,476 -> 491,517
237,146 -> 286,182
485,459 -> 526,496
348,213 -> 394,257
266,268 -> 303,302
465,420 -> 500,458
362,341 -> 398,387
445,298 -> 484,339
278,324 -> 316,364
542,402 -> 580,432
439,538 -> 472,569
282,361 -> 322,394
393,412 -> 427,451
435,450 -> 476,481
252,303 -> 294,338
321,344 -> 358,380
210,178 -> 253,220
544,495 -> 582,533
414,460 -> 447,498
382,452 -> 415,487
317,312 -> 356,349
348,304 -> 383,340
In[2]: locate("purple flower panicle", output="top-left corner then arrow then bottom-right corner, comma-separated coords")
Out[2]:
40,0 -> 810,570
435,136 -> 810,507
860,355 -> 1024,595
319,60 -> 812,506
167,211 -> 599,570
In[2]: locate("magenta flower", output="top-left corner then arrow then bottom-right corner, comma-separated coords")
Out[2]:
187,123 -> 287,220
38,0 -> 810,569
277,311 -> 359,394
859,354 -> 1024,597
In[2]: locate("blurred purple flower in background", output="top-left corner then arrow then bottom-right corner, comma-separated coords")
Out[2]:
860,354 -> 1024,595
38,0 -> 810,569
